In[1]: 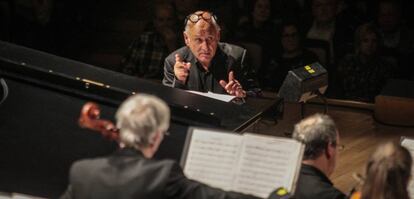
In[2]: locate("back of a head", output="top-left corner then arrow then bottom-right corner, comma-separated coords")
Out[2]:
292,113 -> 337,160
115,94 -> 170,148
361,141 -> 412,199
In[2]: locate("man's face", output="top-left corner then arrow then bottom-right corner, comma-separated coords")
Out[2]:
154,6 -> 176,32
312,0 -> 337,24
378,2 -> 401,32
252,0 -> 271,23
281,25 -> 300,53
184,18 -> 220,67
328,131 -> 340,176
360,32 -> 378,56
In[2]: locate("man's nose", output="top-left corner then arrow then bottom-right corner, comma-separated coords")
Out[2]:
200,40 -> 209,50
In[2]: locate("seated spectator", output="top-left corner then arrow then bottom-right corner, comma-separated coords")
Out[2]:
262,21 -> 319,90
350,141 -> 412,199
119,3 -> 181,79
60,94 -> 260,199
336,23 -> 395,102
304,0 -> 355,66
233,0 -> 278,78
375,0 -> 414,79
292,113 -> 347,199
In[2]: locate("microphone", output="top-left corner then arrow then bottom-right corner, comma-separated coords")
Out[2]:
267,187 -> 294,199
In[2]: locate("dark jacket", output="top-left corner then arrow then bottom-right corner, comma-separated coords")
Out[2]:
60,147 -> 261,199
293,164 -> 346,199
162,42 -> 252,93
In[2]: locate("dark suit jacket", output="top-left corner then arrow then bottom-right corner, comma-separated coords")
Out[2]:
162,42 -> 250,93
293,164 -> 346,199
60,147 -> 261,199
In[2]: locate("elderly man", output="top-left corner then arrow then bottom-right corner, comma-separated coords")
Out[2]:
60,94 -> 260,199
292,114 -> 347,199
162,11 -> 249,98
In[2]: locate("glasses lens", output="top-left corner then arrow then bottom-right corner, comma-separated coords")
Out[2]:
201,12 -> 212,20
189,14 -> 200,23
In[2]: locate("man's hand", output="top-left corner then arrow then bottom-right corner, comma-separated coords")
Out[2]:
174,54 -> 191,83
219,71 -> 246,98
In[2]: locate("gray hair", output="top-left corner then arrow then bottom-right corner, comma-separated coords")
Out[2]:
115,94 -> 170,148
292,113 -> 337,160
184,11 -> 221,33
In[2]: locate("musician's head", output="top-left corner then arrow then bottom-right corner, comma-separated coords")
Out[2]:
361,141 -> 412,199
292,113 -> 339,176
115,94 -> 170,158
183,11 -> 221,68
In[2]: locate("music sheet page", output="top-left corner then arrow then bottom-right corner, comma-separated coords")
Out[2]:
183,128 -> 243,191
233,134 -> 303,198
401,137 -> 414,199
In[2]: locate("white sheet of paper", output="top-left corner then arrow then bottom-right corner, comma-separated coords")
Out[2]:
183,128 -> 243,191
234,134 -> 303,198
183,128 -> 304,198
187,90 -> 235,102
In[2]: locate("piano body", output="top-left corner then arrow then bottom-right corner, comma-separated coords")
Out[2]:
0,41 -> 281,197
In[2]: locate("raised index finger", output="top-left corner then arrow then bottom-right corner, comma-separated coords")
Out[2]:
228,71 -> 235,82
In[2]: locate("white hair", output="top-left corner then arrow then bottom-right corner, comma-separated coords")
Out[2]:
115,94 -> 170,148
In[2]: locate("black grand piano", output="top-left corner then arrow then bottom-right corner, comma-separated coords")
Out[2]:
0,41 -> 281,198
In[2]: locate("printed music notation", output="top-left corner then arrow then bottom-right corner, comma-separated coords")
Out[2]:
182,128 -> 304,198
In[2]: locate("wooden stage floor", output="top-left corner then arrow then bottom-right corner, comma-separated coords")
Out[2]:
247,101 -> 414,195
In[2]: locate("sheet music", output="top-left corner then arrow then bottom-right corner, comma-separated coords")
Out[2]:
234,134 -> 303,198
401,137 -> 414,199
187,90 -> 235,102
183,128 -> 243,191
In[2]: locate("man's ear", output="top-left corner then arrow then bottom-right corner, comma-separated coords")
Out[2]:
184,32 -> 190,46
325,143 -> 334,159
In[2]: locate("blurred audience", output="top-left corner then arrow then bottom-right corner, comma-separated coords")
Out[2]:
234,0 -> 278,79
336,23 -> 395,102
375,0 -> 414,80
262,20 -> 319,90
304,0 -> 355,67
119,3 -> 181,79
350,141 -> 412,199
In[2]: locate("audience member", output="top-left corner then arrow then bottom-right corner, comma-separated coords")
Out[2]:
262,21 -> 319,90
375,0 -> 414,79
350,141 -> 412,199
292,113 -> 347,199
163,11 -> 258,98
336,23 -> 395,102
233,0 -> 278,78
60,94 -> 261,199
305,0 -> 355,66
119,3 -> 181,79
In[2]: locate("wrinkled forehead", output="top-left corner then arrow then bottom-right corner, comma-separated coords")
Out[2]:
188,20 -> 218,36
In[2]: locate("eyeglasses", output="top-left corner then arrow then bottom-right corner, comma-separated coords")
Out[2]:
184,11 -> 217,26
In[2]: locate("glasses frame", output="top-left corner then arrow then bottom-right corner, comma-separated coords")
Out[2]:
184,11 -> 217,26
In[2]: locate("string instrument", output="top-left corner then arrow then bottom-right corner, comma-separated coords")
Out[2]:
78,102 -> 119,141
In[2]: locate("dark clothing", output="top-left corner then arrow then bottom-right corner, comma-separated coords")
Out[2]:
163,42 -> 251,94
293,164 -> 346,199
60,148 -> 260,199
119,31 -> 171,79
263,49 -> 319,90
336,54 -> 395,102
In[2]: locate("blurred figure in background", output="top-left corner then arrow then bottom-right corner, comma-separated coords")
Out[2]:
336,23 -> 395,102
119,3 -> 181,79
262,20 -> 319,90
